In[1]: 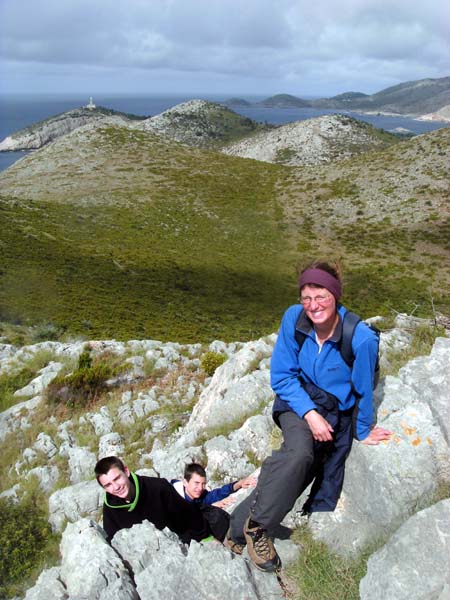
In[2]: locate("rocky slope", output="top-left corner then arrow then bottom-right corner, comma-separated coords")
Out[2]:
1,315 -> 449,598
418,104 -> 450,122
0,106 -> 146,152
222,114 -> 398,166
135,99 -> 269,148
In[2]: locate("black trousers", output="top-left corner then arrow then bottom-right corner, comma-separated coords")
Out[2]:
229,409 -> 353,543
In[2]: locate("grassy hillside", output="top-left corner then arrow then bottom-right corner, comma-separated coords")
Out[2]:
0,123 -> 449,342
0,125 -> 294,342
278,126 -> 450,317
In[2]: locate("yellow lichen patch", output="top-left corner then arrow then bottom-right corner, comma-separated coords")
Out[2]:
380,408 -> 389,416
400,421 -> 417,436
426,437 -> 433,445
392,435 -> 402,444
411,437 -> 421,446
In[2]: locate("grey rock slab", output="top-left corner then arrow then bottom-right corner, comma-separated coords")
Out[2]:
360,499 -> 450,600
0,395 -> 42,442
60,519 -> 138,600
13,361 -> 63,397
48,480 -> 103,532
204,414 -> 274,480
112,520 -> 183,575
27,465 -> 59,493
67,446 -> 97,484
86,406 -> 113,436
135,537 -> 284,600
98,432 -> 125,460
33,432 -> 58,458
24,567 -> 68,600
308,397 -> 447,556
398,337 -> 450,444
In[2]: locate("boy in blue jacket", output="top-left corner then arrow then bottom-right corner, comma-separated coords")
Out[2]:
171,463 -> 256,508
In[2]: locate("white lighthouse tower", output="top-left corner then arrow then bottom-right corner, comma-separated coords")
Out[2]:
86,97 -> 96,110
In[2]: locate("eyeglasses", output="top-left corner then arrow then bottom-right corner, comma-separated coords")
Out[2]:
300,294 -> 333,307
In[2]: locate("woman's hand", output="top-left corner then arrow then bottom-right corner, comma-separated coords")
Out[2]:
360,426 -> 393,445
304,410 -> 334,442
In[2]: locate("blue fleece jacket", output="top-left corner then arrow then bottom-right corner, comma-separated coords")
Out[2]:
170,479 -> 237,505
270,304 -> 378,440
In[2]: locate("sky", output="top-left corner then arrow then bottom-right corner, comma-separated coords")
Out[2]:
0,0 -> 449,98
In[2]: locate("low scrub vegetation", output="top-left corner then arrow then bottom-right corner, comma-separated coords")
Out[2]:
286,527 -> 374,600
200,351 -> 226,376
45,347 -> 122,409
0,491 -> 59,599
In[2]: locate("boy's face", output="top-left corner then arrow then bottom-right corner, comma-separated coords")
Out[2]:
183,473 -> 207,499
98,466 -> 132,500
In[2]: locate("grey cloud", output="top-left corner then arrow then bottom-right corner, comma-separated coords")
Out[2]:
0,0 -> 448,95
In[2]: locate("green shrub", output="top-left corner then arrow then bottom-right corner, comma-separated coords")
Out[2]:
0,495 -> 58,598
45,347 -> 117,409
200,351 -> 226,376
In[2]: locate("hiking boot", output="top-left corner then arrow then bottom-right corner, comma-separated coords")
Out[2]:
224,529 -> 246,556
243,517 -> 281,572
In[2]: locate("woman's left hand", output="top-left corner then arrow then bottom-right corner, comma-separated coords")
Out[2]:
360,426 -> 393,445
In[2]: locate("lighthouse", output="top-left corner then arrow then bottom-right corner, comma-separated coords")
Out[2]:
86,97 -> 96,110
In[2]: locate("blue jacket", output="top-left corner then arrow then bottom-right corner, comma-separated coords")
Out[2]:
270,304 -> 378,440
170,479 -> 237,505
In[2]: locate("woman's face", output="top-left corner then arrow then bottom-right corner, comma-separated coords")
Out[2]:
300,284 -> 337,327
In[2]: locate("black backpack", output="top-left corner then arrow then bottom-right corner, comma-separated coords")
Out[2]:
295,310 -> 380,390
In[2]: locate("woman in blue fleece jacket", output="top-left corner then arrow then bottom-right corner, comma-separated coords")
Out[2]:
227,260 -> 392,573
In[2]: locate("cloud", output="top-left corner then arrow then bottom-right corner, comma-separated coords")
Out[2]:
0,0 -> 448,95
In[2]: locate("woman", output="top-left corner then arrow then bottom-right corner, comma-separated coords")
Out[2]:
226,260 -> 392,572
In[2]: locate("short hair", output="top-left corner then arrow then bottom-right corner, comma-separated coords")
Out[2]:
183,463 -> 207,482
95,456 -> 126,483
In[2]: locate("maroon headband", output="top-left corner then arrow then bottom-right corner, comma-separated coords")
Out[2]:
299,268 -> 342,301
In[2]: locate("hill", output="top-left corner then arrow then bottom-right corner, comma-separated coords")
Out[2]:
0,118 -> 448,341
135,99 -> 270,148
0,106 -> 147,151
312,76 -> 450,115
225,76 -> 450,116
222,114 -> 399,166
255,94 -> 310,108
0,122 -> 292,342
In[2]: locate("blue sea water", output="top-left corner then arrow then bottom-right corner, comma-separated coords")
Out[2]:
0,93 -> 448,172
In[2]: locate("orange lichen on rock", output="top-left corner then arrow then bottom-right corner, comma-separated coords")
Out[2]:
400,421 -> 417,436
411,437 -> 421,446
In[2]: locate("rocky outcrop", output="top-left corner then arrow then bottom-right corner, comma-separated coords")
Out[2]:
417,104 -> 450,123
222,114 -> 397,166
136,99 -> 267,148
0,107 -> 144,152
1,314 -> 449,598
360,499 -> 450,600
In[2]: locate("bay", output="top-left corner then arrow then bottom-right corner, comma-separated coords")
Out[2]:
0,93 -> 448,173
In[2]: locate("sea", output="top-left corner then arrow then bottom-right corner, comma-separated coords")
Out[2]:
0,93 -> 448,173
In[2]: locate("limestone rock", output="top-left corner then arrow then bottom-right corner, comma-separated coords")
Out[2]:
59,519 -> 138,600
306,356 -> 450,556
13,361 -> 63,397
360,499 -> 450,600
67,446 -> 97,484
187,338 -> 274,435
24,567 -> 67,600
49,480 -> 103,532
0,395 -> 42,442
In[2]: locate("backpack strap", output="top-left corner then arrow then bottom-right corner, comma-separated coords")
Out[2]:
337,311 -> 361,368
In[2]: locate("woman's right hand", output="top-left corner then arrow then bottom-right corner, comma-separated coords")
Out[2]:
304,410 -> 334,442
